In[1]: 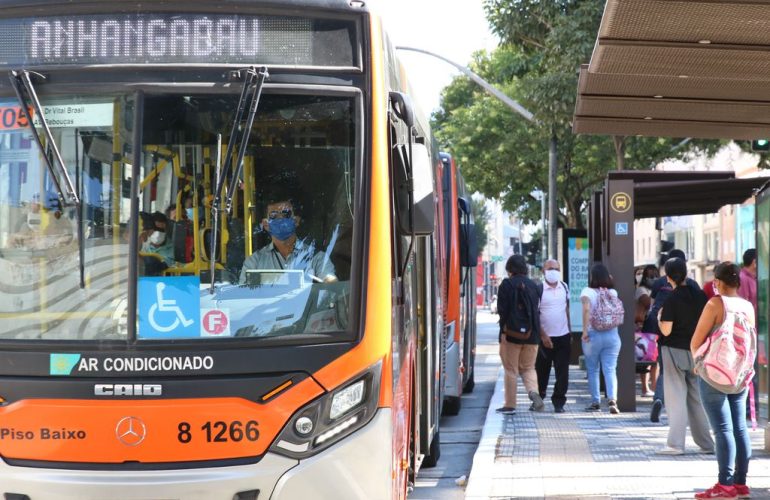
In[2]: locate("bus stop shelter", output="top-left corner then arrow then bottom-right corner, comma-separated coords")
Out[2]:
590,172 -> 769,412
574,0 -> 770,412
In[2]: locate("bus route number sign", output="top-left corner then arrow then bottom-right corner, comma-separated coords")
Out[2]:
0,105 -> 33,130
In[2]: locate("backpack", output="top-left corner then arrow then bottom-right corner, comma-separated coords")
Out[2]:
589,288 -> 624,331
634,331 -> 659,363
503,277 -> 534,340
694,297 -> 757,394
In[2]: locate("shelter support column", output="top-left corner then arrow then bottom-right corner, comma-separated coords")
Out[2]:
606,179 -> 636,412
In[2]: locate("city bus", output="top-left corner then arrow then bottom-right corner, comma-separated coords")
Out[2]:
439,152 -> 477,416
0,1 -> 450,498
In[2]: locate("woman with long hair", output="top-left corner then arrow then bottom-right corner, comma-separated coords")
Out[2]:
581,263 -> 621,414
656,257 -> 714,456
691,262 -> 756,499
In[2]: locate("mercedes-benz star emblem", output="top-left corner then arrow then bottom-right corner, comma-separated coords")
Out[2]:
115,416 -> 147,446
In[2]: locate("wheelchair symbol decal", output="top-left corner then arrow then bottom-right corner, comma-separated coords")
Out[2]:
138,277 -> 200,339
149,282 -> 194,332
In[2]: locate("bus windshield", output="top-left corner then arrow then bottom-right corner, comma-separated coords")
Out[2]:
0,94 -> 134,340
0,91 -> 357,343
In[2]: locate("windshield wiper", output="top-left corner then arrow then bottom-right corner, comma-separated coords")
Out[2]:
210,66 -> 269,293
10,70 -> 85,288
9,70 -> 80,206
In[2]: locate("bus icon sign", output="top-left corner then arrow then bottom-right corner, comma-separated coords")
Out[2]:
610,192 -> 632,213
138,277 -> 200,339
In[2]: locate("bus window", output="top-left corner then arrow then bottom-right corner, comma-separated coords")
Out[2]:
137,93 -> 356,342
0,95 -> 135,340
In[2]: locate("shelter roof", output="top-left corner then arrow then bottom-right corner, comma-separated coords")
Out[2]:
607,171 -> 770,218
574,0 -> 770,140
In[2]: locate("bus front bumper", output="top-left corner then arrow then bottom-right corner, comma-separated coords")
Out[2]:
0,409 -> 392,500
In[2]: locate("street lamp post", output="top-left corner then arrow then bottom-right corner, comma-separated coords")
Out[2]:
394,46 -> 559,262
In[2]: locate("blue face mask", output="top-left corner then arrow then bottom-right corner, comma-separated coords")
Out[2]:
268,217 -> 296,241
186,208 -> 194,220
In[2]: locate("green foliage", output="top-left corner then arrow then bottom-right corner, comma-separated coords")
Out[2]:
471,197 -> 490,252
433,0 -> 720,229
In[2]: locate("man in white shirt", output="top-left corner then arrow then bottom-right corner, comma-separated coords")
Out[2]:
535,259 -> 572,413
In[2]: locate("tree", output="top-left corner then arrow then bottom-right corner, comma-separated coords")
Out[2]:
432,0 -> 719,229
471,197 -> 490,253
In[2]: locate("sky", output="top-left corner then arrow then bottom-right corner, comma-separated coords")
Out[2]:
371,0 -> 498,113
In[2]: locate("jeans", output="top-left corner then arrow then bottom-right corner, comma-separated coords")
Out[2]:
653,354 -> 665,402
582,328 -> 621,403
699,378 -> 751,486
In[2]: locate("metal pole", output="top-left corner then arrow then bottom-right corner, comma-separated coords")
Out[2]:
548,132 -> 558,259
540,193 -> 546,260
395,46 -> 535,123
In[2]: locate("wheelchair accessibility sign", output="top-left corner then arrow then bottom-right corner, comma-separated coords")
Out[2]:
138,277 -> 200,339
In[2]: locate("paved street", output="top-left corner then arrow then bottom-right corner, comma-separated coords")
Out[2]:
411,308 -> 501,499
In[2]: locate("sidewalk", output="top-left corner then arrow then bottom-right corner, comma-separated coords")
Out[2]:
466,362 -> 770,499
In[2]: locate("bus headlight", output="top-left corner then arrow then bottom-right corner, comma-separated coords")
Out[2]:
270,360 -> 382,459
329,379 -> 365,419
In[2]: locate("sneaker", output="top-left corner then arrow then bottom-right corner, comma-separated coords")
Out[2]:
697,447 -> 715,455
642,390 -> 654,397
655,446 -> 684,456
584,402 -> 601,412
695,483 -> 738,499
650,399 -> 663,423
528,391 -> 545,412
495,406 -> 515,415
608,400 -> 620,414
734,484 -> 750,498
554,406 -> 565,413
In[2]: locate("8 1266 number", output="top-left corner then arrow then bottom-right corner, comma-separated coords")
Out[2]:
177,420 -> 259,444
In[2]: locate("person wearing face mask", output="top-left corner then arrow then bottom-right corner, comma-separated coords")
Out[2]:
534,259 -> 571,413
239,198 -> 336,284
140,212 -> 176,274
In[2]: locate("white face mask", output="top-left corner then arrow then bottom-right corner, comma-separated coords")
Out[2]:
149,230 -> 165,246
545,269 -> 561,284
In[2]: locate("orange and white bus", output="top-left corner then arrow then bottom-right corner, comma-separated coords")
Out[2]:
0,1 -> 451,498
439,152 -> 478,416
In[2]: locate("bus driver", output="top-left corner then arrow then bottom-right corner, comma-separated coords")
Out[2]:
239,198 -> 337,284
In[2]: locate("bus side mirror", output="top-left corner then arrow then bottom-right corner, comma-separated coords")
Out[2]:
457,196 -> 477,266
394,142 -> 435,236
410,143 -> 435,235
389,91 -> 415,128
460,222 -> 478,267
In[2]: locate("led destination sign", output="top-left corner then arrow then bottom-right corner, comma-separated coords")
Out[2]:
0,14 -> 356,67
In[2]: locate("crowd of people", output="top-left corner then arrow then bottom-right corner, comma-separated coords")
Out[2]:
495,248 -> 759,499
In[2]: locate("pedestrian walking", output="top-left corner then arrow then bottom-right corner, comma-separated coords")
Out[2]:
495,254 -> 544,415
581,263 -> 623,414
655,257 -> 714,455
691,262 -> 756,499
535,259 -> 571,413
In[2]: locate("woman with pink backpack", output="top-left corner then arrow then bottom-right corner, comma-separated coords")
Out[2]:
691,262 -> 757,500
